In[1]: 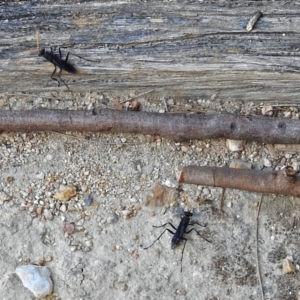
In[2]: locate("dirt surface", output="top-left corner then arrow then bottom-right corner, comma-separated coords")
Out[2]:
1,91 -> 300,300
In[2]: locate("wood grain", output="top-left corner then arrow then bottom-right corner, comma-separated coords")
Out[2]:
1,1 -> 300,101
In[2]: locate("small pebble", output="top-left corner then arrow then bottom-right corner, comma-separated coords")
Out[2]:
84,195 -> 93,206
0,191 -> 12,202
28,205 -> 37,213
261,105 -> 273,116
117,188 -> 125,195
70,246 -> 77,252
54,186 -> 76,201
36,172 -> 45,180
121,210 -> 133,219
45,154 -> 53,161
132,235 -> 139,240
167,98 -> 174,105
6,176 -> 15,183
60,204 -> 67,212
45,191 -> 52,198
129,197 -> 138,203
15,265 -> 53,298
226,139 -> 246,152
121,283 -> 128,291
107,212 -> 119,224
85,240 -> 93,247
163,178 -> 178,189
282,258 -> 296,274
176,289 -> 186,295
87,103 -> 94,110
263,158 -> 272,168
292,161 -> 300,171
285,153 -> 292,159
36,207 -> 43,215
134,185 -> 141,191
115,244 -> 123,250
202,187 -> 210,196
43,209 -> 53,220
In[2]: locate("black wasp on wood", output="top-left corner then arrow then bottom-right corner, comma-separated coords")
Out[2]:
38,48 -> 77,89
36,28 -> 77,89
144,210 -> 211,272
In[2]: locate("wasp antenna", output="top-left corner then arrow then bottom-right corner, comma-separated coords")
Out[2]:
36,27 -> 40,51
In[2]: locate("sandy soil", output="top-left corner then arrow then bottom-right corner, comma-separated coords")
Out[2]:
1,91 -> 300,300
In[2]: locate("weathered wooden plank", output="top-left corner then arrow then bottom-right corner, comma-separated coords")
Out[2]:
1,1 -> 300,101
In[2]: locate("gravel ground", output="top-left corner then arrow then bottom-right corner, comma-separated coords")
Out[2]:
1,91 -> 300,300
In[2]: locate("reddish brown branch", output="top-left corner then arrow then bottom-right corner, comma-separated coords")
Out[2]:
1,109 -> 300,143
178,165 -> 300,197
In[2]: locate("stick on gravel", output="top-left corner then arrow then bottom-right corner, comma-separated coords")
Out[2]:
1,109 -> 300,143
178,165 -> 300,197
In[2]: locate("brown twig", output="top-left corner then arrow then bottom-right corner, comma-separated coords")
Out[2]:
256,196 -> 265,300
178,166 -> 300,197
2,110 -> 300,144
219,188 -> 226,215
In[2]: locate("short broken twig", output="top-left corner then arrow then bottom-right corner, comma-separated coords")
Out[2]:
246,11 -> 263,32
178,165 -> 300,197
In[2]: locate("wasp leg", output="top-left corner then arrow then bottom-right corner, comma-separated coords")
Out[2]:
65,52 -> 70,62
185,227 -> 211,243
50,65 -> 60,86
58,47 -> 62,59
144,228 -> 175,250
180,238 -> 188,272
57,68 -> 69,89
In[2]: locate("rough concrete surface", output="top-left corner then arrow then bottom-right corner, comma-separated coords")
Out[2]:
1,92 -> 300,300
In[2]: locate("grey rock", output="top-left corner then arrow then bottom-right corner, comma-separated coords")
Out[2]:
84,194 -> 93,206
15,265 -> 53,298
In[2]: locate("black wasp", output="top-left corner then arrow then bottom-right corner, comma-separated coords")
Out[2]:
39,47 -> 77,89
144,210 -> 211,272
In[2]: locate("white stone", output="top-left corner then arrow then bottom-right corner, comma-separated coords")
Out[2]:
15,265 -> 53,298
163,178 -> 178,188
45,154 -> 53,161
202,187 -> 210,196
263,158 -> 272,168
261,105 -> 273,116
226,139 -> 246,152
36,172 -> 45,180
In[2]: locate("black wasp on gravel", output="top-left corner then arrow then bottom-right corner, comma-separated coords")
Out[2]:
144,210 -> 211,272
